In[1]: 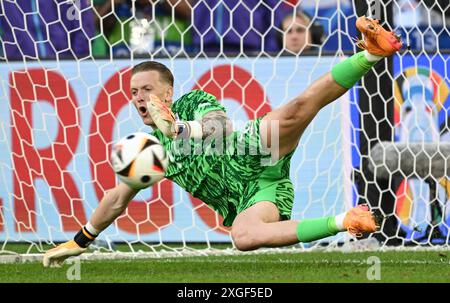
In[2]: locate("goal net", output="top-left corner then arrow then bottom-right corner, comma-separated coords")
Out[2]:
0,0 -> 449,261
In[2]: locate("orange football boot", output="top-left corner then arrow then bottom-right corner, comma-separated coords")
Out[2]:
343,204 -> 379,237
355,16 -> 403,56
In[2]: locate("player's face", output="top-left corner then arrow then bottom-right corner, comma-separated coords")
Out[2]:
283,16 -> 312,54
130,70 -> 173,126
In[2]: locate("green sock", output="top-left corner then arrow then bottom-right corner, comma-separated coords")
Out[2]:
331,52 -> 378,89
296,216 -> 341,243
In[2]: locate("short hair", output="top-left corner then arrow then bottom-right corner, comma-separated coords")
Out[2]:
281,11 -> 311,30
131,61 -> 174,87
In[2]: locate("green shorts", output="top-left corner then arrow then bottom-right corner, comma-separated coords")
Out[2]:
193,117 -> 295,226
234,153 -> 295,224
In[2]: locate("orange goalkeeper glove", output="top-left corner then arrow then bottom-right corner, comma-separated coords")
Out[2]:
43,240 -> 87,268
146,94 -> 178,139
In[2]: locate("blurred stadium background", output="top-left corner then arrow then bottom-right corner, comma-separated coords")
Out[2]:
0,0 -> 449,282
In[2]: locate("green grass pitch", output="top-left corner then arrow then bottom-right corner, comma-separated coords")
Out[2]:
1,250 -> 449,282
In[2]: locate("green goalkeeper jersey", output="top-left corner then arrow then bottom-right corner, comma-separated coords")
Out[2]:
152,89 -> 295,226
152,90 -> 226,194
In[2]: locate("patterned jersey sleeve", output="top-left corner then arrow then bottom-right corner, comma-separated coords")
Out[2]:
172,90 -> 226,121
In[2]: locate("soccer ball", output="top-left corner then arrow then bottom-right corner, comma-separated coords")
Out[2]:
110,132 -> 168,190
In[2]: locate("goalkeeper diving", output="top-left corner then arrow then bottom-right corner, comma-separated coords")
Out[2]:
44,17 -> 402,267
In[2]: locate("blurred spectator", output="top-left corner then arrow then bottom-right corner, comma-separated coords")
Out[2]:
394,0 -> 450,51
394,0 -> 428,28
92,0 -> 132,57
92,0 -> 192,57
294,0 -> 356,52
132,0 -> 193,56
280,11 -> 324,54
191,0 -> 291,54
0,0 -> 94,60
91,1 -> 110,58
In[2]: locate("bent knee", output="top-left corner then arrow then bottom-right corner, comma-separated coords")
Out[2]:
231,225 -> 261,251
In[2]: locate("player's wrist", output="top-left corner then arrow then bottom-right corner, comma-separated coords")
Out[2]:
73,222 -> 100,248
176,121 -> 203,139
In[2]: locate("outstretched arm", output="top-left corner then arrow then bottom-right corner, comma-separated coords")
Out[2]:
89,183 -> 139,232
260,17 -> 402,160
43,183 -> 139,267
